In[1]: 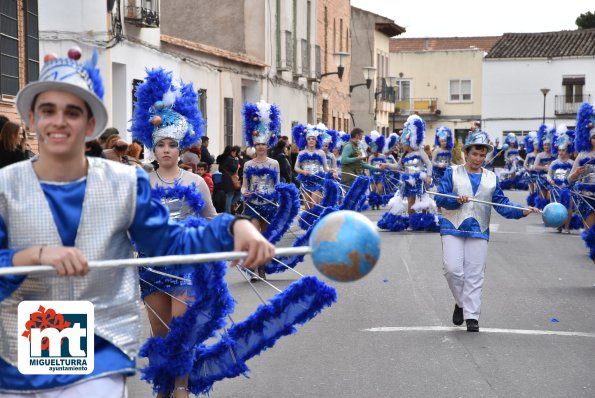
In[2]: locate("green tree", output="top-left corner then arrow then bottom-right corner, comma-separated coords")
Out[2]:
576,11 -> 595,29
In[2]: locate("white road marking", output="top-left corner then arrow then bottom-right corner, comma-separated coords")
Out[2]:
362,326 -> 595,338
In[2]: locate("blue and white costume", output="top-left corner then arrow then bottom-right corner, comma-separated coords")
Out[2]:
437,132 -> 527,323
241,101 -> 282,222
432,126 -> 453,186
130,68 -> 208,300
546,130 -> 576,231
293,124 -> 329,193
570,102 -> 595,258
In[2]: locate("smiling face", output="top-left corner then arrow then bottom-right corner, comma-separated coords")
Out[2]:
465,145 -> 488,172
154,138 -> 180,168
29,90 -> 95,160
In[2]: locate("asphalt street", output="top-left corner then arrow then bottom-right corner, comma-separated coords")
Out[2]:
128,190 -> 595,398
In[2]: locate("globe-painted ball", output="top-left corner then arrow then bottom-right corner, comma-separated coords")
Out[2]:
309,210 -> 380,282
542,202 -> 568,228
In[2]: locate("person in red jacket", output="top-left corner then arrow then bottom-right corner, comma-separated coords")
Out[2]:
197,161 -> 214,193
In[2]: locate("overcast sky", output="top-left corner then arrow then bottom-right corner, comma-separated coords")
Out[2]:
350,0 -> 593,38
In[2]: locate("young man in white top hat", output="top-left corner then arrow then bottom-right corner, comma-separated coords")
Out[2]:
0,48 -> 273,396
435,130 -> 539,332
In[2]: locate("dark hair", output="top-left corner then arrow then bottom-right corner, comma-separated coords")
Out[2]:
232,145 -> 241,154
0,115 -> 9,132
197,161 -> 208,169
464,144 -> 489,154
275,140 -> 286,151
350,127 -> 364,138
85,139 -> 104,157
0,121 -> 21,152
202,136 -> 209,141
221,145 -> 232,157
280,135 -> 289,141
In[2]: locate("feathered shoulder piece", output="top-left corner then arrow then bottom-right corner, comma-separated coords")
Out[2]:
242,101 -> 281,148
434,126 -> 453,150
131,68 -> 203,150
575,102 -> 595,153
364,130 -> 386,153
402,115 -> 426,149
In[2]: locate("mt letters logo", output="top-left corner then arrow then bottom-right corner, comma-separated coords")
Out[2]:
18,301 -> 94,374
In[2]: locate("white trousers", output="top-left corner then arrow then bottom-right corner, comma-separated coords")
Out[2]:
0,375 -> 126,398
441,235 -> 489,321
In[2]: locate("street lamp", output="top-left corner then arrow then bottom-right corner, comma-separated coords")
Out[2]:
350,66 -> 376,93
314,52 -> 350,81
540,88 -> 550,125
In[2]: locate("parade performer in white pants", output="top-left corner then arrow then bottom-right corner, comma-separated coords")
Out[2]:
435,130 -> 538,332
0,50 -> 273,397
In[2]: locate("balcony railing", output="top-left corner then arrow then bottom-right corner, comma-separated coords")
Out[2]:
124,6 -> 159,28
394,98 -> 438,115
554,94 -> 591,115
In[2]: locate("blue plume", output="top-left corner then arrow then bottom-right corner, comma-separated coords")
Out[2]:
242,102 -> 280,148
524,134 -> 535,153
298,179 -> 340,230
575,102 -> 594,152
387,133 -> 399,151
570,214 -> 583,230
409,212 -> 440,232
526,191 -> 538,207
151,182 -> 205,216
174,81 -> 204,149
434,126 -> 453,150
325,129 -> 339,151
82,48 -> 104,100
292,123 -> 307,150
131,68 -> 174,149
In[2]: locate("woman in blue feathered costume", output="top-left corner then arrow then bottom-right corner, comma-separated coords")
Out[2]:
241,100 -> 300,280
524,131 -> 539,205
546,128 -> 576,233
131,67 -> 209,397
499,132 -> 523,189
294,124 -> 329,209
366,130 -> 387,210
432,126 -> 453,187
533,125 -> 557,208
568,102 -> 595,260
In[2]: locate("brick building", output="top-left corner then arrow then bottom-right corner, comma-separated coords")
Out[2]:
316,0 -> 351,132
0,0 -> 39,150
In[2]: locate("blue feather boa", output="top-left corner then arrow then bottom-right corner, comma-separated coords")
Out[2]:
582,224 -> 595,260
262,183 -> 300,245
340,176 -> 371,211
535,196 -> 550,210
299,179 -> 340,229
578,157 -> 595,167
368,191 -> 384,207
409,213 -> 440,232
377,213 -> 408,231
243,165 -> 279,185
526,191 -> 538,207
187,276 -> 336,395
151,182 -> 205,215
298,151 -> 326,165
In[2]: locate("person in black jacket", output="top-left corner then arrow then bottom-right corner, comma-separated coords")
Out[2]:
218,145 -> 241,213
271,139 -> 292,182
200,136 -> 215,171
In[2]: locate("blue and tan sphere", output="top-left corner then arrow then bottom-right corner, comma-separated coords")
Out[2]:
542,202 -> 568,228
310,210 -> 380,282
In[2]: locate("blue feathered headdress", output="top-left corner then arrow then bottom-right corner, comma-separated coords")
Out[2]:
131,68 -> 203,150
242,101 -> 281,148
434,126 -> 453,150
524,131 -> 538,153
504,132 -> 518,146
554,125 -> 574,153
537,124 -> 555,152
401,115 -> 425,149
385,133 -> 399,152
320,127 -> 339,152
575,102 -> 595,153
292,123 -> 323,150
364,131 -> 386,153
